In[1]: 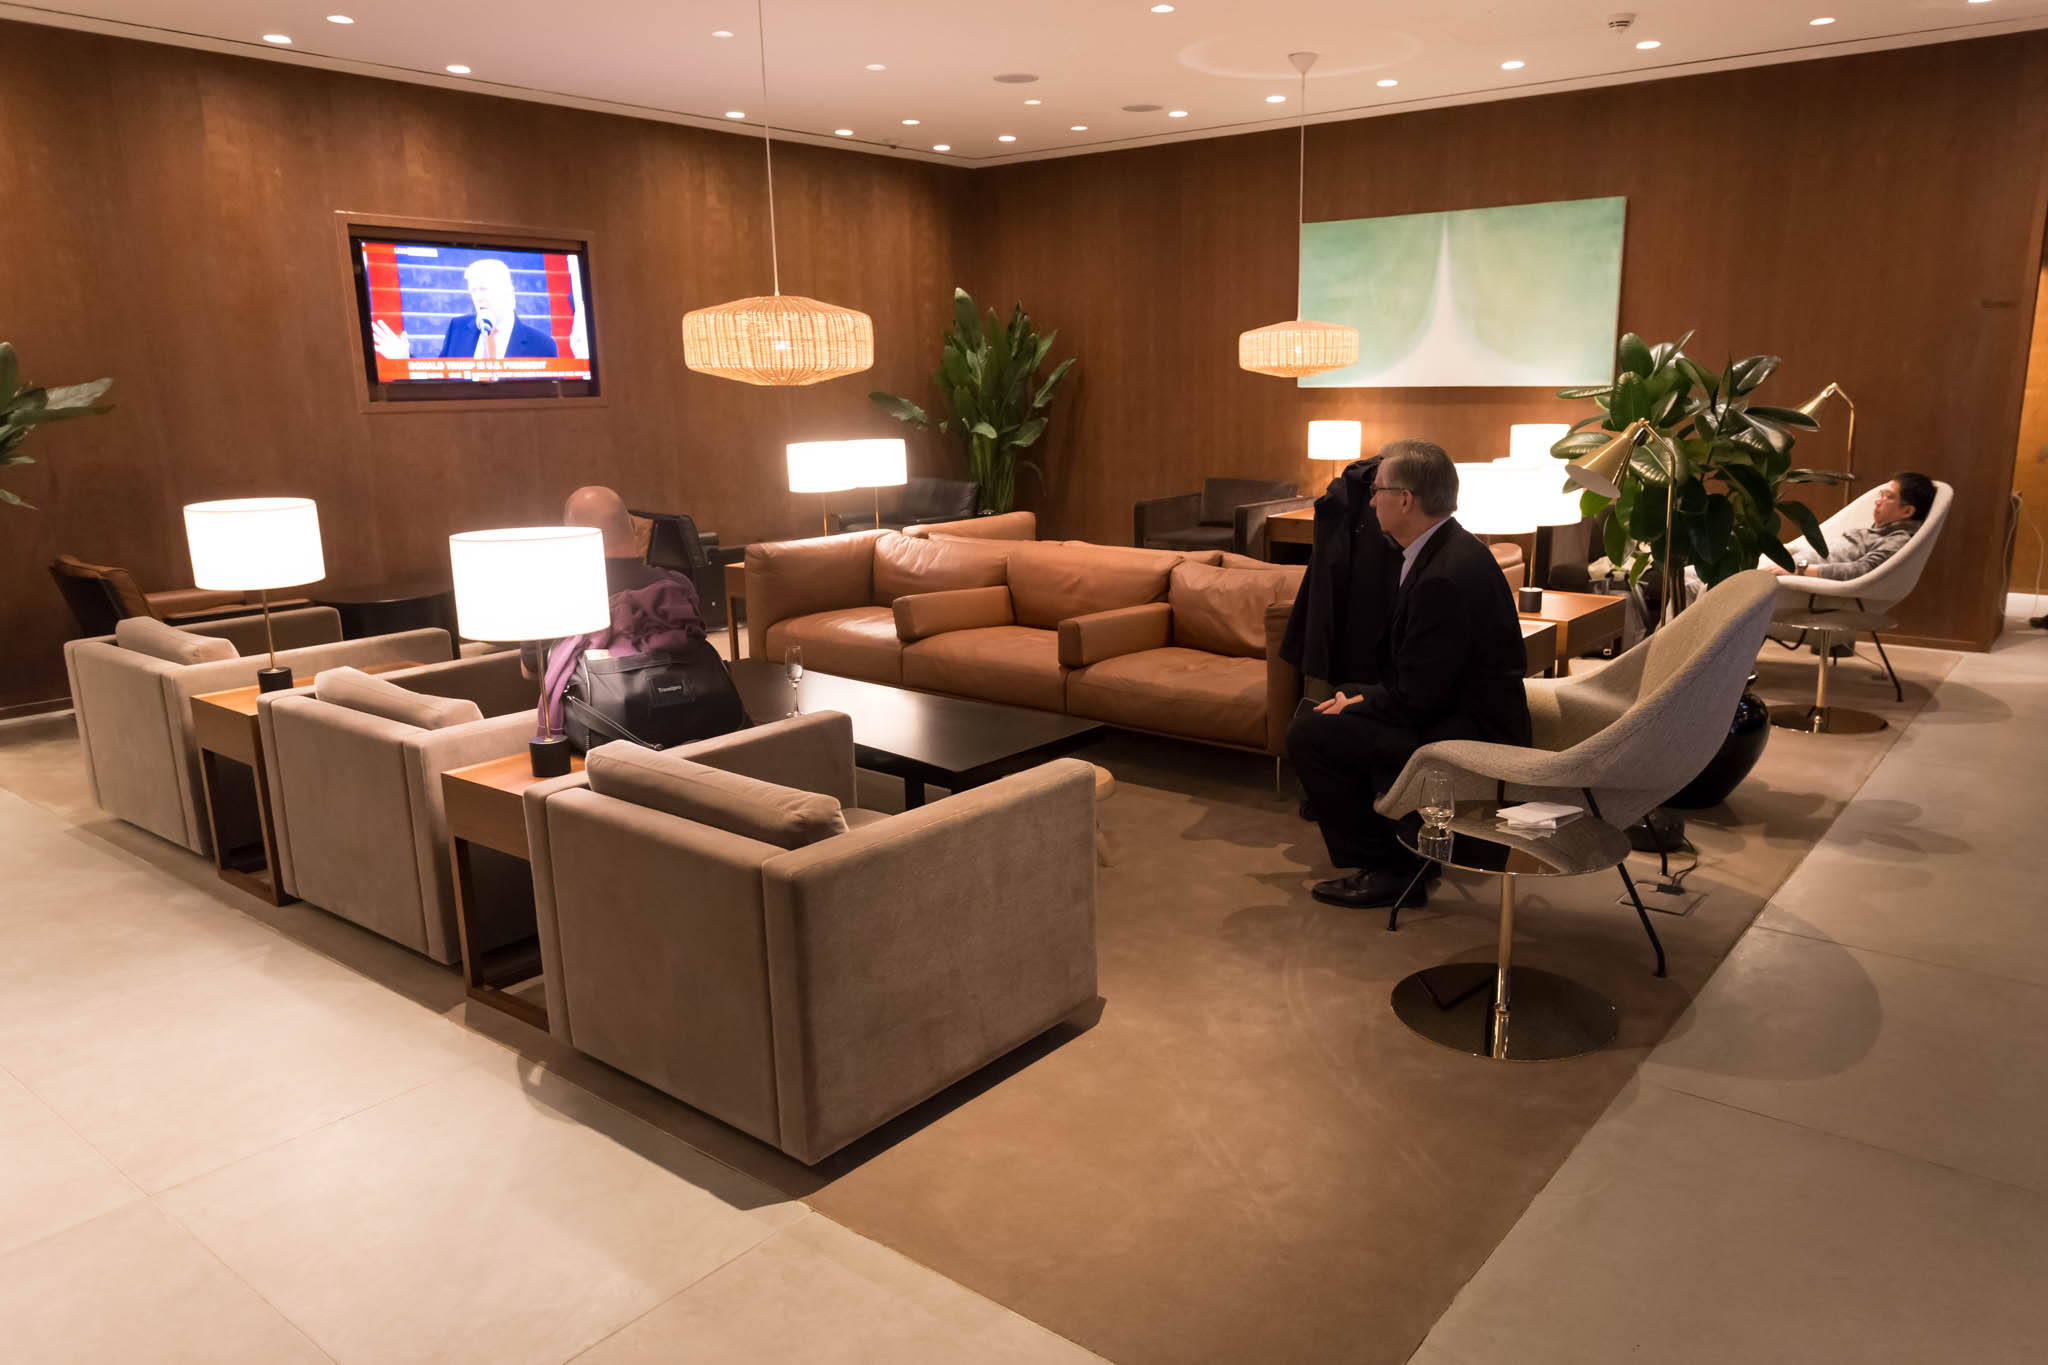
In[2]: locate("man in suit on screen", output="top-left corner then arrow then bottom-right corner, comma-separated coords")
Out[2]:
371,257 -> 558,361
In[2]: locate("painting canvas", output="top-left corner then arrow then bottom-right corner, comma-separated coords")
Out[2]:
1297,196 -> 1626,388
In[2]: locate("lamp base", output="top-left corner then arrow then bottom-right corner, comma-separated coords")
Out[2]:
256,666 -> 294,694
529,735 -> 572,779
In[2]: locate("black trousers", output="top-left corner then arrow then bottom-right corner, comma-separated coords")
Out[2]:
1286,704 -> 1425,871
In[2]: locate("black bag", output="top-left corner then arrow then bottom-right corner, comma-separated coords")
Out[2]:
561,638 -> 747,753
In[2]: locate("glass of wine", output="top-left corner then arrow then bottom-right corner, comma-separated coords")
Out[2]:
1419,769 -> 1456,837
783,644 -> 804,715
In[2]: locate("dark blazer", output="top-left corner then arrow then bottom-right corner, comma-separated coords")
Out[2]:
1357,517 -> 1531,746
439,315 -> 559,359
1279,457 -> 1402,684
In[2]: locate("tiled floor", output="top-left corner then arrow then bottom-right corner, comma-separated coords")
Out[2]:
1414,603 -> 2048,1364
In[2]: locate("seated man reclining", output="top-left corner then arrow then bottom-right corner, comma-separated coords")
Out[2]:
1770,471 -> 1933,581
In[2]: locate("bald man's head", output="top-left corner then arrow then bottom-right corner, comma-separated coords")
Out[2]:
563,485 -> 637,557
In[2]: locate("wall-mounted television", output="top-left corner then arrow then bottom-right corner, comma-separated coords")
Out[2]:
345,221 -> 600,405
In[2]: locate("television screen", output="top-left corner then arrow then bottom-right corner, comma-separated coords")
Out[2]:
349,232 -> 599,401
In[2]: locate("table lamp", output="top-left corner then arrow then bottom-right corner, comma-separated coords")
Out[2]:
845,437 -> 908,530
786,441 -> 858,535
182,497 -> 326,694
1499,423 -> 1582,584
449,526 -> 610,777
1454,463 -> 1543,536
1307,419 -> 1362,466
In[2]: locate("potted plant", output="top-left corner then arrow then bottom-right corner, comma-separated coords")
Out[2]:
1,342 -> 115,511
870,288 -> 1075,515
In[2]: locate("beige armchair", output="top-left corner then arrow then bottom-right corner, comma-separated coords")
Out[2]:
257,651 -> 540,962
523,712 -> 1099,1164
61,610 -> 454,855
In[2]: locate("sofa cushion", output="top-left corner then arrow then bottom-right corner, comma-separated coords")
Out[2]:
1169,561 -> 1297,658
586,742 -> 848,849
313,666 -> 485,730
894,586 -> 1015,642
1216,551 -> 1308,589
872,531 -> 1011,602
902,625 -> 1067,711
762,606 -> 903,684
113,616 -> 237,665
902,511 -> 1036,540
1006,541 -> 1183,630
1067,648 -> 1269,747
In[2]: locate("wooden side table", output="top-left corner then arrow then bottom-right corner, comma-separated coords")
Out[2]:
441,753 -> 585,1030
1518,590 -> 1626,675
192,685 -> 296,906
1517,620 -> 1559,678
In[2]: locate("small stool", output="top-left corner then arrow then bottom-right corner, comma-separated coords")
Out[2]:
1090,764 -> 1115,866
1771,608 -> 1895,735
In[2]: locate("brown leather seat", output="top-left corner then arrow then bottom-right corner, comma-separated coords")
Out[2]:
762,606 -> 903,684
903,625 -> 1066,711
1067,648 -> 1268,747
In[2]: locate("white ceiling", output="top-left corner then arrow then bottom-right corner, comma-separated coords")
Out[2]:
6,0 -> 2046,165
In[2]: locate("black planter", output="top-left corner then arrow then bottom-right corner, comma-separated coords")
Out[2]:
1666,682 -> 1771,809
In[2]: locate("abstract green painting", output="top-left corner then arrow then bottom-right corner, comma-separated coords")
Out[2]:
1298,196 -> 1626,388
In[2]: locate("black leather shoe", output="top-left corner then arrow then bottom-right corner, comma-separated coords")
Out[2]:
1311,867 -> 1431,909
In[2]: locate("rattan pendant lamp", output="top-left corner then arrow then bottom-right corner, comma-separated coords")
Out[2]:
1238,52 -> 1359,379
682,0 -> 874,386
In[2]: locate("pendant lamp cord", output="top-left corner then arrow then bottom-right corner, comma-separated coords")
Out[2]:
1294,60 -> 1308,320
754,0 -> 782,296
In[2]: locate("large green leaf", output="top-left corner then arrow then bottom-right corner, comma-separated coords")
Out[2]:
869,391 -> 934,426
37,378 -> 113,416
1032,356 -> 1075,411
1674,356 -> 1718,400
1010,416 -> 1048,449
1746,403 -> 1819,430
1783,466 -> 1854,485
0,344 -> 17,401
1603,501 -> 1630,563
1610,372 -> 1648,425
1779,497 -> 1828,558
1618,333 -> 1654,378
1731,354 -> 1780,395
1556,384 -> 1615,402
951,288 -> 982,348
0,486 -> 28,507
1758,537 -> 1798,573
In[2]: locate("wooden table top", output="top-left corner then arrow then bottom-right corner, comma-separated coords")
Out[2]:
445,751 -> 586,795
192,660 -> 421,716
1266,507 -> 1316,543
1517,590 -> 1623,625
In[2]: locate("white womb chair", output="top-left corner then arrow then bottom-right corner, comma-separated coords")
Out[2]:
1375,570 -> 1782,975
1774,479 -> 1953,709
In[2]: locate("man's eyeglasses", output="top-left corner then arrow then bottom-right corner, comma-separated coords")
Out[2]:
1370,485 -> 1411,499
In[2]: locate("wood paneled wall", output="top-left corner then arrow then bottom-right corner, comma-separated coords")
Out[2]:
5,24 -> 2046,707
965,33 -> 2048,651
0,20 -> 967,709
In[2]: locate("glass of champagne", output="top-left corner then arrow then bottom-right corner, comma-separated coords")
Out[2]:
1419,769 -> 1456,838
783,644 -> 804,715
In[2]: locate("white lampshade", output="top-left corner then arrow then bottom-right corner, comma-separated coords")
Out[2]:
1307,419 -> 1363,463
786,441 -> 859,493
183,497 -> 326,591
448,527 -> 610,642
1505,423 -> 1571,466
844,437 -> 908,488
1455,464 -> 1547,536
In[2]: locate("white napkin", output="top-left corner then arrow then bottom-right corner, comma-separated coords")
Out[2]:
1496,801 -> 1583,831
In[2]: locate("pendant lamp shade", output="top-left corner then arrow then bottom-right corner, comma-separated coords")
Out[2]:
683,294 -> 874,387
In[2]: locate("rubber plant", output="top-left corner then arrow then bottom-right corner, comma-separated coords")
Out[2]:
1,343 -> 114,511
1550,331 -> 1850,597
870,288 -> 1075,515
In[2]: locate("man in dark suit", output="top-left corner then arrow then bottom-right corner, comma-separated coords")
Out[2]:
1286,440 -> 1531,909
437,258 -> 558,359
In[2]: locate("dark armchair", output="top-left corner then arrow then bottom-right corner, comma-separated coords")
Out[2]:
627,509 -> 728,630
1134,477 -> 1303,555
48,554 -> 305,640
826,476 -> 978,534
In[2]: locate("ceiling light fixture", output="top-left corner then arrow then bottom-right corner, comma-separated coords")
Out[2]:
445,64 -> 471,74
1376,78 -> 1398,87
1636,39 -> 1661,49
1239,52 -> 1359,380
834,128 -> 853,136
998,133 -> 1017,141
1265,93 -> 1288,103
1151,4 -> 1176,11
1024,98 -> 1042,105
1070,124 -> 1089,131
1809,16 -> 1835,25
326,14 -> 354,23
681,0 -> 874,387
712,29 -> 733,37
1168,109 -> 1189,117
933,144 -> 950,151
1500,59 -> 1525,70
865,63 -> 886,70
262,33 -> 292,44
725,110 -> 746,118
901,118 -> 920,125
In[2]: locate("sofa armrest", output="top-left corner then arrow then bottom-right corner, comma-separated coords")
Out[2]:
184,605 -> 343,655
1265,600 -> 1302,755
1235,495 -> 1314,559
893,586 -> 1015,642
1057,602 -> 1171,668
759,759 -> 1097,1163
1133,492 -> 1201,547
745,530 -> 884,661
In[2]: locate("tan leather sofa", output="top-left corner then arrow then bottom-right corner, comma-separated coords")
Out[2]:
257,651 -> 541,962
521,712 -> 1097,1164
744,529 -> 1306,754
61,609 -> 455,855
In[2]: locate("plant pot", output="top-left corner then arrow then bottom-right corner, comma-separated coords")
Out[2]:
1665,680 -> 1770,809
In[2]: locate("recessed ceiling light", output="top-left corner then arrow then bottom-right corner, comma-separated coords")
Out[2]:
326,14 -> 354,23
445,64 -> 471,74
865,63 -> 886,71
725,110 -> 746,119
711,29 -> 733,37
1151,3 -> 1176,11
1809,16 -> 1835,24
1024,98 -> 1042,105
262,33 -> 292,44
902,118 -> 920,125
1167,109 -> 1189,117
993,73 -> 1039,83
834,128 -> 853,136
998,134 -> 1017,142
933,144 -> 951,151
1500,59 -> 1525,70
1264,94 -> 1287,103
1376,78 -> 1398,87
1636,39 -> 1661,49
1070,124 -> 1088,132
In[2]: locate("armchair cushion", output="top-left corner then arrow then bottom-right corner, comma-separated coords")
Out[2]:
1169,561 -> 1296,658
114,616 -> 236,665
873,531 -> 1011,602
312,666 -> 484,730
894,586 -> 1015,642
586,742 -> 848,849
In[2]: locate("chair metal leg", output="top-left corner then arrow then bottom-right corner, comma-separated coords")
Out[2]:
1615,863 -> 1668,978
1385,860 -> 1433,932
1869,631 -> 1903,702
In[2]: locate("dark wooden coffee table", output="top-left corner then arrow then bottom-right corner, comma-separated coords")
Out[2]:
310,577 -> 457,639
728,658 -> 1102,807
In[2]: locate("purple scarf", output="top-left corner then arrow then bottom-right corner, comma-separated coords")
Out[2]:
540,578 -> 705,733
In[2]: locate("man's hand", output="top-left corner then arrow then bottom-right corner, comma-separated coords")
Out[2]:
370,319 -> 411,360
1763,564 -> 1789,575
1315,690 -> 1361,716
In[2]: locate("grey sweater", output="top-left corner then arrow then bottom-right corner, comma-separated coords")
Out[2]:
1797,518 -> 1923,581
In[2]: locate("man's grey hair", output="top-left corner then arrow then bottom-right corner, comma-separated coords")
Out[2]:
1377,439 -> 1459,518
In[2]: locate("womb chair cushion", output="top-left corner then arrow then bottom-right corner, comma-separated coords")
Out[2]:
587,743 -> 848,849
1169,561 -> 1295,658
313,666 -> 483,730
113,616 -> 237,665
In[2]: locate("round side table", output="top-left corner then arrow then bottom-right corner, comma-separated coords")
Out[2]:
1389,804 -> 1634,1062
1770,608 -> 1895,735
